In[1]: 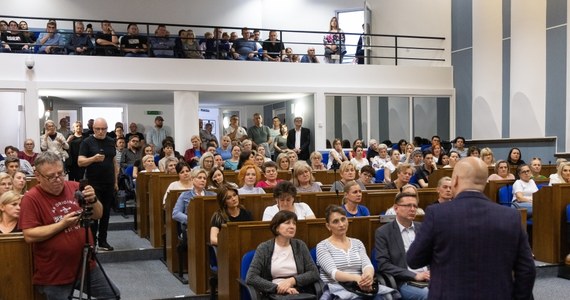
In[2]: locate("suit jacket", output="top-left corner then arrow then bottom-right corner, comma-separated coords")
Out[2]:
406,191 -> 535,300
375,220 -> 422,286
287,127 -> 311,160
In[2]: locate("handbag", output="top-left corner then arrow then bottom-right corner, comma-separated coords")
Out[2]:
268,293 -> 316,300
339,279 -> 379,299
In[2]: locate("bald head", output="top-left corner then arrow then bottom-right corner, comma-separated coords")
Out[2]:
451,157 -> 488,194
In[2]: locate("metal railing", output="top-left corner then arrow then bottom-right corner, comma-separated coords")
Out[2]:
0,15 -> 446,65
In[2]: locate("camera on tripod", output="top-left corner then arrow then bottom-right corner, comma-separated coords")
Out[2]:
75,180 -> 94,227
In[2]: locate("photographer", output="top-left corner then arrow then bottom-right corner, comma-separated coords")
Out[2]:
19,151 -> 120,299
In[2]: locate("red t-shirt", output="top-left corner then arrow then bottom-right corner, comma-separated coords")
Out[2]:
19,181 -> 95,285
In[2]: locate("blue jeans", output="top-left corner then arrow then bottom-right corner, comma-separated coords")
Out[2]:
512,201 -> 533,218
37,265 -> 120,300
400,282 -> 429,300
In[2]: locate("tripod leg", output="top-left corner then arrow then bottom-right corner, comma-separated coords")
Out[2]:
89,253 -> 121,299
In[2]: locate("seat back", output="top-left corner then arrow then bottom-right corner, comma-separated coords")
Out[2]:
240,250 -> 256,300
566,204 -> 570,223
208,244 -> 218,273
375,169 -> 385,183
497,185 -> 513,207
310,247 -> 317,264
370,247 -> 378,271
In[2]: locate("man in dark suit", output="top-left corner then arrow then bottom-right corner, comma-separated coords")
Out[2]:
407,157 -> 535,300
376,192 -> 429,300
287,116 -> 311,161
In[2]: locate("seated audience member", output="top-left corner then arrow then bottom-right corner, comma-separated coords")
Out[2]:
207,168 -> 238,189
246,210 -> 319,298
281,47 -> 295,62
224,145 -> 241,171
115,137 -> 126,166
197,152 -> 215,174
237,149 -> 254,170
0,172 -> 13,196
256,161 -> 283,188
385,163 -> 416,190
36,21 -> 64,54
18,20 -> 36,43
371,143 -> 390,171
348,139 -> 365,160
511,164 -> 538,218
366,139 -> 380,161
327,138 -> 349,169
317,205 -> 398,299
416,150 -> 437,188
172,168 -> 216,225
150,24 -> 175,58
442,150 -> 460,169
132,145 -> 154,177
300,47 -> 319,63
430,176 -> 453,205
330,161 -> 366,192
487,160 -> 515,181
384,149 -> 402,183
162,162 -> 192,205
375,192 -> 429,300
549,161 -> 570,185
252,152 -> 264,169
163,157 -> 179,175
350,145 -> 369,171
242,139 -> 254,153
480,147 -> 495,166
549,158 -> 568,184
262,181 -> 315,221
121,135 -> 143,168
287,150 -> 299,169
439,153 -> 450,168
120,23 -> 148,57
0,190 -> 22,233
95,20 -> 119,56
262,30 -> 285,61
431,143 -> 444,165
467,146 -> 480,158
1,20 -> 33,52
309,151 -> 326,171
181,29 -> 203,59
409,150 -> 423,168
357,165 -> 375,185
213,153 -> 225,172
342,180 -> 370,217
292,162 -> 322,193
237,163 -> 265,195
12,171 -> 27,195
230,27 -> 260,61
255,145 -> 271,162
449,136 -> 467,158
135,154 -> 160,179
507,147 -> 525,166
385,184 -> 426,216
400,144 -> 415,164
18,138 -> 38,166
276,152 -> 290,172
217,135 -> 233,161
40,120 -> 70,162
158,142 -> 177,171
1,146 -> 34,176
210,186 -> 253,246
205,27 -> 230,59
529,157 -> 547,180
66,21 -> 93,55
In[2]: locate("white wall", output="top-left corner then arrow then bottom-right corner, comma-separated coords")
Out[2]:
0,92 -> 26,151
126,103 -> 174,138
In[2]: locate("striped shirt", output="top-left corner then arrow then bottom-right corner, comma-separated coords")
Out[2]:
316,238 -> 373,283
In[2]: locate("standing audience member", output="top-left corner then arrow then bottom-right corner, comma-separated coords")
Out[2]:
323,17 -> 345,64
147,116 -> 169,154
57,118 -> 71,139
224,115 -> 248,144
200,122 -> 218,150
78,118 -> 118,252
19,138 -> 39,166
375,192 -> 429,300
287,117 -> 311,161
209,186 -> 253,246
19,151 -> 120,299
40,120 -> 70,162
273,124 -> 289,157
66,121 -> 87,181
0,190 -> 21,233
262,181 -> 315,221
407,157 -> 535,299
125,122 -> 145,145
246,210 -> 319,298
247,113 -> 272,157
511,164 -> 538,218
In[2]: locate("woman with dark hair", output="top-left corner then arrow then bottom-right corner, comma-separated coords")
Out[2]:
237,150 -> 254,170
262,181 -> 315,221
467,146 -> 480,158
327,138 -> 348,169
256,161 -> 283,188
273,124 -> 289,157
224,145 -> 241,171
507,147 -> 525,166
323,16 -> 345,64
246,210 -> 319,298
207,168 -> 238,189
209,186 -> 252,245
317,205 -> 396,299
162,162 -> 193,205
511,164 -> 538,218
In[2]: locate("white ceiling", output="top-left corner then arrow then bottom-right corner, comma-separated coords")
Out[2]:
38,89 -> 311,107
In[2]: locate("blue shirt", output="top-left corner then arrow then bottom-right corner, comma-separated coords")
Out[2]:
342,204 -> 370,217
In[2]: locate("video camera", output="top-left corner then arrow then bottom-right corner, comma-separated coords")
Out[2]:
75,179 -> 94,227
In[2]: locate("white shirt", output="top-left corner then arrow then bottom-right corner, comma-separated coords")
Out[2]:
396,219 -> 427,273
262,202 -> 314,221
295,128 -> 301,150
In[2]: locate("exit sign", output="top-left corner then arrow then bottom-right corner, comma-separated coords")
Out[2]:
146,111 -> 162,115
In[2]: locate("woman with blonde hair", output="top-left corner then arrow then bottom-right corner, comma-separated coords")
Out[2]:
292,162 -> 322,193
12,171 -> 27,195
0,190 -> 22,233
40,120 -> 70,162
342,181 -> 369,217
330,161 -> 366,192
549,161 -> 570,185
309,151 -> 326,171
480,147 -> 495,166
276,152 -> 291,171
0,172 -> 13,196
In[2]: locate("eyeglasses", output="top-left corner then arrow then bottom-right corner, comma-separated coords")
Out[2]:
38,171 -> 66,182
24,143 -> 34,146
520,170 -> 531,174
93,127 -> 108,131
397,203 -> 418,209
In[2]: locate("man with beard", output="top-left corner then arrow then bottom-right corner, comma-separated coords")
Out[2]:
125,122 -> 145,145
121,135 -> 142,168
147,116 -> 170,154
78,118 -> 119,251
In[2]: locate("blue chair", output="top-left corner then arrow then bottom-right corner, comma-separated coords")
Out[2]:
497,185 -> 513,207
310,247 -> 317,264
208,245 -> 218,299
370,247 -> 397,289
375,169 -> 385,183
124,165 -> 134,177
238,250 -> 257,300
409,174 -> 419,185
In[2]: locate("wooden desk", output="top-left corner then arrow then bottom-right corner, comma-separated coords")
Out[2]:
484,180 -> 514,203
217,217 -> 382,300
165,189 -> 189,274
532,183 -> 570,263
0,234 -> 39,300
427,168 -> 454,188
148,174 -> 178,247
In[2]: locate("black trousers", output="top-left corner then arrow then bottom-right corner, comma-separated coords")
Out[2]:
90,183 -> 115,243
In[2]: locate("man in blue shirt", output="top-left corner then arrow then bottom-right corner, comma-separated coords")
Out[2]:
230,27 -> 260,61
